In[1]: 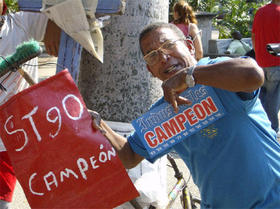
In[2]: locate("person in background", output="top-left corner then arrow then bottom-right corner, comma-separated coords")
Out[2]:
0,0 -> 61,208
91,22 -> 280,208
172,0 -> 203,61
245,48 -> 255,59
225,30 -> 252,56
252,0 -> 280,135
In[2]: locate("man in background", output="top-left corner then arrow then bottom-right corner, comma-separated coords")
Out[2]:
225,30 -> 252,56
252,0 -> 280,135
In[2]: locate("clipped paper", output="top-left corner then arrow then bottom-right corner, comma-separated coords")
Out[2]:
42,0 -> 104,62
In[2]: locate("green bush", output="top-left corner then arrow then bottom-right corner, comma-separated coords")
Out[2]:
213,0 -> 269,38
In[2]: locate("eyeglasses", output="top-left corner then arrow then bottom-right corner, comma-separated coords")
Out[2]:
143,39 -> 185,66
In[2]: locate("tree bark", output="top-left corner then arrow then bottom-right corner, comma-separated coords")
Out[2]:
79,0 -> 169,122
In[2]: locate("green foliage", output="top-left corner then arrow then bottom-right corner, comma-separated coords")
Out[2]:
5,0 -> 19,13
169,0 -> 270,38
188,0 -> 220,13
212,0 -> 269,38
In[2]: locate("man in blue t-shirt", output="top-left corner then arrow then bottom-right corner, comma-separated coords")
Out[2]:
92,22 -> 280,208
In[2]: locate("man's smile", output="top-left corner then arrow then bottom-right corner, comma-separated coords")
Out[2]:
163,63 -> 185,75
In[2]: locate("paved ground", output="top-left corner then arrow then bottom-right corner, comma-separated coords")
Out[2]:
10,53 -> 200,209
37,53 -> 57,82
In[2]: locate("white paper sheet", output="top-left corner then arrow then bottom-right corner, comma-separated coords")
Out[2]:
42,0 -> 104,62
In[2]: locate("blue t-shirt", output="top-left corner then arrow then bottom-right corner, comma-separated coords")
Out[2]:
128,57 -> 280,208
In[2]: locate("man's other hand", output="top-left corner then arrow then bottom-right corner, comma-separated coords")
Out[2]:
162,68 -> 192,113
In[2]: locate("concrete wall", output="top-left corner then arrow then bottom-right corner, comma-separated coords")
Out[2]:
79,0 -> 169,122
196,12 -> 216,54
207,38 -> 252,57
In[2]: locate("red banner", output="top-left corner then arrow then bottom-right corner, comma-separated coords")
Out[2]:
0,70 -> 138,208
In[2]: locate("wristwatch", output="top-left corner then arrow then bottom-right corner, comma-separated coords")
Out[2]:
185,66 -> 196,87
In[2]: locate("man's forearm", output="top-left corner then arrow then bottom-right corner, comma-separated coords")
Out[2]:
99,120 -> 144,169
161,57 -> 264,112
193,57 -> 264,92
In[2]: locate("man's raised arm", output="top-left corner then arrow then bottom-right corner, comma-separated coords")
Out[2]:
162,57 -> 264,112
89,111 -> 144,169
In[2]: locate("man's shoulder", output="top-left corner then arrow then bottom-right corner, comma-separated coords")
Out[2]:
197,57 -> 231,66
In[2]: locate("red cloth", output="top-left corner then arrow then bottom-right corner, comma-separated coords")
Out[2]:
2,0 -> 7,15
252,3 -> 280,67
0,151 -> 16,202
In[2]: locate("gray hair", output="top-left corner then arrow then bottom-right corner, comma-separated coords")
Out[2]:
139,22 -> 185,54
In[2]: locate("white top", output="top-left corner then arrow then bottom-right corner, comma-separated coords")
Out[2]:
0,12 -> 48,152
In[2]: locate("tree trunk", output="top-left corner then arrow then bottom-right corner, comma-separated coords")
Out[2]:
79,0 -> 169,122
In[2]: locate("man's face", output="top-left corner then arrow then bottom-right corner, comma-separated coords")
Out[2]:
141,27 -> 197,81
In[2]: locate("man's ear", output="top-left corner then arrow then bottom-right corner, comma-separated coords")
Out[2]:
146,64 -> 155,77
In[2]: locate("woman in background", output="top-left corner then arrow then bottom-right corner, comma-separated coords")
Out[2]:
172,0 -> 203,60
